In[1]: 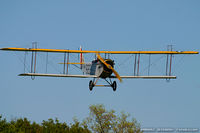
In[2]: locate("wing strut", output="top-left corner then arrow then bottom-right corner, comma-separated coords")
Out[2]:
63,52 -> 66,74
67,52 -> 70,74
30,42 -> 37,80
165,45 -> 173,81
63,51 -> 70,74
133,54 -> 141,76
137,54 -> 140,76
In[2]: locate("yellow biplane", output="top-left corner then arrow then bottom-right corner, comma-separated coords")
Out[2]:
0,45 -> 198,91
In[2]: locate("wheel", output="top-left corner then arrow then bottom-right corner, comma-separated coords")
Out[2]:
89,80 -> 94,91
112,81 -> 117,91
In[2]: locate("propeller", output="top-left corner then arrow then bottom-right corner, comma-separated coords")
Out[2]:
96,53 -> 122,82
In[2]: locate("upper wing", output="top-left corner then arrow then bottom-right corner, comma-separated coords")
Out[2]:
110,75 -> 176,79
0,47 -> 198,54
19,73 -> 98,78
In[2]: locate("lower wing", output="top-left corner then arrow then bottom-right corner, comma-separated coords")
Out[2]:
19,73 -> 97,78
110,75 -> 176,79
19,73 -> 176,79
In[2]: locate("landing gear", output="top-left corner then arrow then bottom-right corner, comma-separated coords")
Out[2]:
89,80 -> 94,91
89,78 -> 117,91
112,81 -> 117,91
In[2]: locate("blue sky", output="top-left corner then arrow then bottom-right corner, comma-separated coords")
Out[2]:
0,0 -> 200,129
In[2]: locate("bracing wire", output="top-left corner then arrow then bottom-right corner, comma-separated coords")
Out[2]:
141,55 -> 166,75
13,51 -> 30,73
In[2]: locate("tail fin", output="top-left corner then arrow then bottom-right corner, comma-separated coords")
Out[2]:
80,46 -> 84,69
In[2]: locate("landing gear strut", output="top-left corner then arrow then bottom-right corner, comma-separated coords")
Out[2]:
89,78 -> 117,91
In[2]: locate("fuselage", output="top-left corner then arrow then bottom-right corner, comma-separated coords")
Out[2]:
81,59 -> 114,78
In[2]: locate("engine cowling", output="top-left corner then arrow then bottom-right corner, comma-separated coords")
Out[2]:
99,59 -> 114,78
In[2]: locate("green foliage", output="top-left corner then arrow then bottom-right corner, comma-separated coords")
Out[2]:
84,104 -> 142,133
0,116 -> 90,133
0,105 -> 142,133
85,104 -> 116,133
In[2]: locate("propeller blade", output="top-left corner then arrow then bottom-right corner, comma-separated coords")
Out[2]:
96,53 -> 122,82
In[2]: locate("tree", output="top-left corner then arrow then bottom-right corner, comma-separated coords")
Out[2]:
0,115 -> 8,132
114,112 -> 142,133
84,104 -> 142,133
84,104 -> 116,133
0,104 -> 142,133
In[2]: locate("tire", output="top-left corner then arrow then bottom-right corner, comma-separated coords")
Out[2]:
89,80 -> 94,91
112,81 -> 117,91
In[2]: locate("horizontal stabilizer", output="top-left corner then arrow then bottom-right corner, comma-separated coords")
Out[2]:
19,73 -> 98,78
59,62 -> 85,64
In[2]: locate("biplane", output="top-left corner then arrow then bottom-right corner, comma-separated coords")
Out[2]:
0,45 -> 198,91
